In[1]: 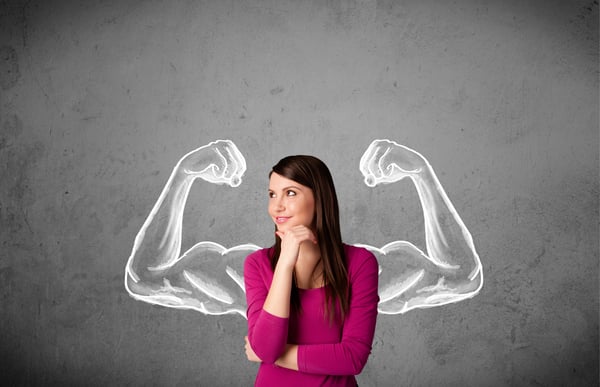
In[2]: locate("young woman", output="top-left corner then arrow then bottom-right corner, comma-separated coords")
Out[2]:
243,155 -> 379,386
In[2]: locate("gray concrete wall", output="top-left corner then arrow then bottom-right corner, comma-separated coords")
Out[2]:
1,0 -> 597,386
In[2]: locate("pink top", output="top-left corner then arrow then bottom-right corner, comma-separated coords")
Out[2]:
244,244 -> 379,387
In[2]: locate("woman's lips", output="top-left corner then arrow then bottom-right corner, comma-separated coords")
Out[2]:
275,216 -> 291,224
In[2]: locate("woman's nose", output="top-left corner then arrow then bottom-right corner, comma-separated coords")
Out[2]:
275,197 -> 285,210
275,198 -> 285,211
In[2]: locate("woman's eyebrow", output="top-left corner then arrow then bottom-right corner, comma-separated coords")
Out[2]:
268,185 -> 303,191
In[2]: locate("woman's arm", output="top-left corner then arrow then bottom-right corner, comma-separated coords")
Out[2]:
244,251 -> 291,364
271,250 -> 379,375
359,139 -> 483,314
245,227 -> 317,364
124,140 -> 252,316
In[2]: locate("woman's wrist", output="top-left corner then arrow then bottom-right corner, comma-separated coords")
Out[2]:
275,255 -> 296,272
275,344 -> 299,371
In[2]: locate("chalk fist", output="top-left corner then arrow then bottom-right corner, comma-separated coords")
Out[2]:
359,139 -> 427,187
178,140 -> 246,187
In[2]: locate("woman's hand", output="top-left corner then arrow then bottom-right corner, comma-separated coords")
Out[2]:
275,225 -> 318,268
177,139 -> 246,187
245,336 -> 261,363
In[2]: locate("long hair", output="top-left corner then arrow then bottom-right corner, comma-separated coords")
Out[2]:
269,155 -> 349,322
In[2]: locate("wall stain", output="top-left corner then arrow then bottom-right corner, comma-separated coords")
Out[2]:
0,114 -> 45,242
270,86 -> 284,95
0,114 -> 23,151
0,46 -> 20,90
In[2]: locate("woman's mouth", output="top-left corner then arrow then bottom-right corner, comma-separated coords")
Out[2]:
275,216 -> 291,224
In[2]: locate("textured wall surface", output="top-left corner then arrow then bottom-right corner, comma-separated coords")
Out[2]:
0,0 -> 598,386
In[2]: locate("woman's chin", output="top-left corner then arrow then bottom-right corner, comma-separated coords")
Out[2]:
274,222 -> 300,233
275,224 -> 290,232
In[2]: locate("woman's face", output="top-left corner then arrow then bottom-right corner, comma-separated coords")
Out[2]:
268,172 -> 315,232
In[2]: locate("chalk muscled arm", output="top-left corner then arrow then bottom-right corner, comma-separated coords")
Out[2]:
124,140 -> 256,317
358,139 -> 483,314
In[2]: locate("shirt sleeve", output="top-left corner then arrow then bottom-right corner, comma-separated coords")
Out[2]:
297,249 -> 379,375
244,251 -> 289,364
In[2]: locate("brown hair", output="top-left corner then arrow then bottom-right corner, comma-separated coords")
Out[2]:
269,155 -> 349,322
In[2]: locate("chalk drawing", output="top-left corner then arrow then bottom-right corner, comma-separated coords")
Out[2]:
358,139 -> 483,314
125,139 -> 482,317
124,140 -> 254,317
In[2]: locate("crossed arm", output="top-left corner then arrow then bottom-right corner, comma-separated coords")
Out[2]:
244,248 -> 379,374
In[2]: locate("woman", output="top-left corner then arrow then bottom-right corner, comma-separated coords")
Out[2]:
243,155 -> 379,386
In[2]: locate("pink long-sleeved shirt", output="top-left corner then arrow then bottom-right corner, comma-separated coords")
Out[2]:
244,244 -> 379,387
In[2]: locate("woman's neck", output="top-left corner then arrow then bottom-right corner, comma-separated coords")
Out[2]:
295,241 -> 323,289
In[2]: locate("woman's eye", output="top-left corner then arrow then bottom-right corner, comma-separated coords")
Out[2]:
268,192 -> 275,198
287,190 -> 296,196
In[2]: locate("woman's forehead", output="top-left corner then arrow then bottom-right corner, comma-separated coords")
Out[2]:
269,172 -> 309,191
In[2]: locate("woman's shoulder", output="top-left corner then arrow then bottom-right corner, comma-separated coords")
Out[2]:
343,243 -> 378,270
244,247 -> 272,268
